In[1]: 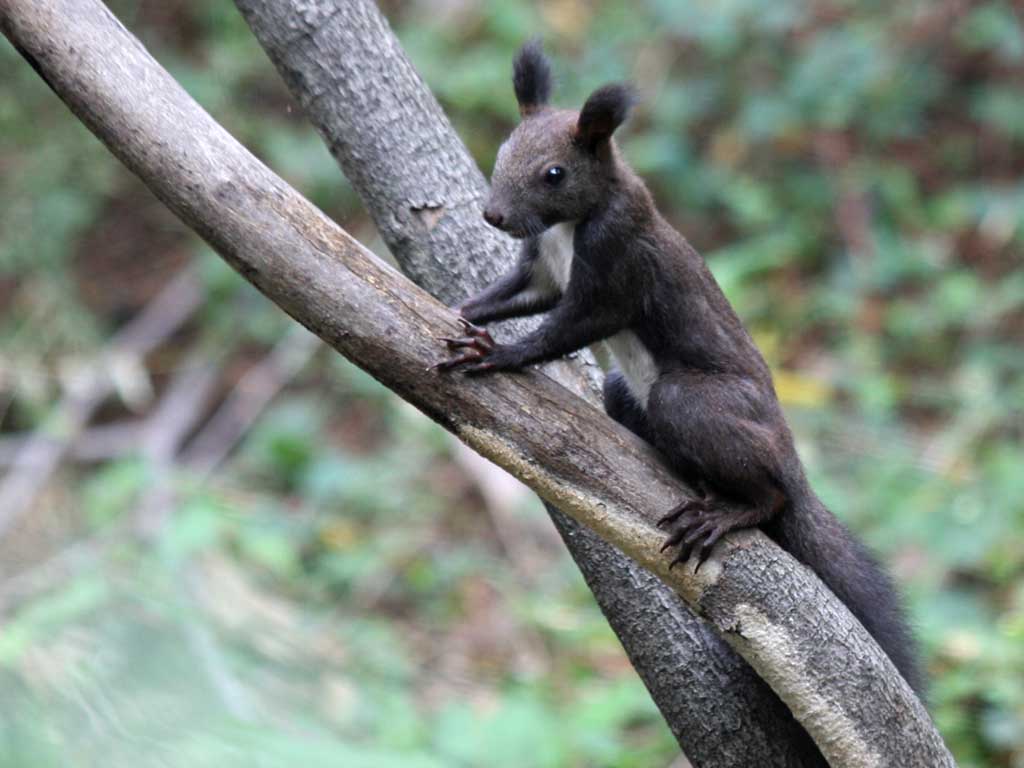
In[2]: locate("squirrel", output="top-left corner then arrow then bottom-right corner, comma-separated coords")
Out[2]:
437,41 -> 923,695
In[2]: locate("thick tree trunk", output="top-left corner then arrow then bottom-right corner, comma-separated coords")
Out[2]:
230,1 -> 824,764
0,1 -> 955,766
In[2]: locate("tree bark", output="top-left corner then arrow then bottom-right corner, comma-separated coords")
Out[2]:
229,1 -> 825,765
0,2 -> 956,766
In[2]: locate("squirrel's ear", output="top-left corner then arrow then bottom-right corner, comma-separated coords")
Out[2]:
575,84 -> 635,151
513,39 -> 552,117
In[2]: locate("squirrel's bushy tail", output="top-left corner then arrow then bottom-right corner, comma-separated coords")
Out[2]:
777,483 -> 924,696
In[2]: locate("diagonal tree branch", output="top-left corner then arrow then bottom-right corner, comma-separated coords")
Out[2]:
0,2 -> 954,766
229,1 -> 821,764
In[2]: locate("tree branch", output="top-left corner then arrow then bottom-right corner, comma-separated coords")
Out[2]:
231,2 -> 823,765
0,2 -> 954,766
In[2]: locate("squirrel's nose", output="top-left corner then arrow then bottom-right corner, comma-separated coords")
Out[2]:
483,208 -> 505,229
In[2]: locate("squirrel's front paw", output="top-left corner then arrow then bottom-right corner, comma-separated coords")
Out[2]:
435,319 -> 498,374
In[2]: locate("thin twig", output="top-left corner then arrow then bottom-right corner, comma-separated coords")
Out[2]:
0,269 -> 203,539
449,438 -> 541,578
0,328 -> 318,612
0,350 -> 219,613
0,422 -> 145,466
133,350 -> 222,539
181,327 -> 320,477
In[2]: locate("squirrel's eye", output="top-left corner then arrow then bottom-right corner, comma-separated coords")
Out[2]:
544,166 -> 565,186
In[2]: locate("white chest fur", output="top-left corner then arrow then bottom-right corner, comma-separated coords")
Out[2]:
537,223 -> 659,408
604,331 -> 659,408
537,222 -> 575,292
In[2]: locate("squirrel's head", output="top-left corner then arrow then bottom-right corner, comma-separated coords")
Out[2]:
483,40 -> 635,239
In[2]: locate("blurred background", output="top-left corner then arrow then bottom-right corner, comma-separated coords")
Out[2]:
1,0 -> 1022,766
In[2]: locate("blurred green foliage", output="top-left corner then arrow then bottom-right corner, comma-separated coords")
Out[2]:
1,1 -> 1023,766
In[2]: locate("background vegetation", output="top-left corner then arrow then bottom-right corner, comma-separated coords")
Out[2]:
1,1 -> 1022,766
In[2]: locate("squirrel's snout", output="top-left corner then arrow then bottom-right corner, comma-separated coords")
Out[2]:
483,207 -> 506,230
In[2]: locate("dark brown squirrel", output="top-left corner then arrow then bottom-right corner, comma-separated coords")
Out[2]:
437,41 -> 923,695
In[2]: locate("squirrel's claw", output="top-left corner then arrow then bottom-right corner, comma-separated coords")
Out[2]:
435,321 -> 497,373
657,498 -> 706,529
660,496 -> 734,571
457,318 -> 494,343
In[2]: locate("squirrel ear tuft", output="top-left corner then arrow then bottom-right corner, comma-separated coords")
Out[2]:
513,39 -> 553,117
575,83 -> 635,151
